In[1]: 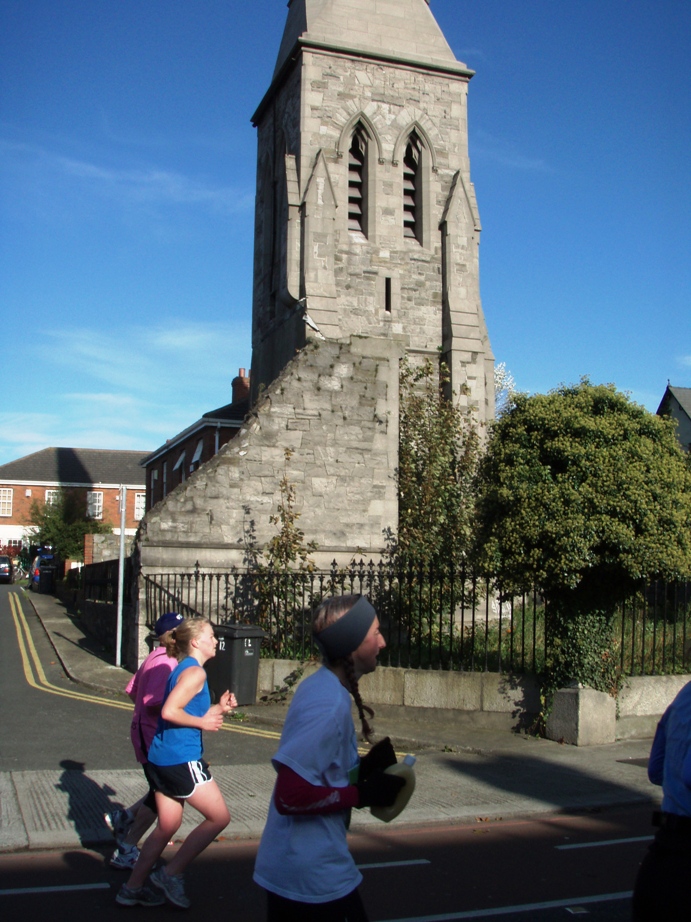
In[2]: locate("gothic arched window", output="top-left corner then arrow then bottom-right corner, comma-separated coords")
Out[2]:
348,126 -> 368,236
403,131 -> 422,242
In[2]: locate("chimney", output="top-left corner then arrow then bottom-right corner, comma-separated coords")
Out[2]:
231,368 -> 250,405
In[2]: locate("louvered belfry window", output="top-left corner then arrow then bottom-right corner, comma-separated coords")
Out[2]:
348,127 -> 367,234
403,132 -> 422,241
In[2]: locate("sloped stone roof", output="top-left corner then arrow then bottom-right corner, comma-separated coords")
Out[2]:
272,0 -> 467,79
0,447 -> 149,486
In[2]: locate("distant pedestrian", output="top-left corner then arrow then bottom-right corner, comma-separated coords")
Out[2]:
632,680 -> 691,920
116,617 -> 236,909
253,594 -> 404,921
105,611 -> 182,869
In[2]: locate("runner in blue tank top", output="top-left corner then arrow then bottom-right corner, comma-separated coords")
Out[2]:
116,617 -> 237,910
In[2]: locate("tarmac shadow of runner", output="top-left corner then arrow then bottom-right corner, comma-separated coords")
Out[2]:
56,759 -> 118,846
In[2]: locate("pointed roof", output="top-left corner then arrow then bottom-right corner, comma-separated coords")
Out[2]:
657,385 -> 691,419
272,0 -> 470,81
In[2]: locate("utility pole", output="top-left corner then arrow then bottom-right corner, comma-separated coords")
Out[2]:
116,485 -> 127,667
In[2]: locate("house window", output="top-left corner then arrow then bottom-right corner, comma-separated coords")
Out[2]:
403,131 -> 422,242
190,439 -> 204,472
0,489 -> 12,516
45,490 -> 60,505
134,492 -> 146,520
162,461 -> 168,497
173,451 -> 186,484
348,126 -> 368,235
86,491 -> 103,520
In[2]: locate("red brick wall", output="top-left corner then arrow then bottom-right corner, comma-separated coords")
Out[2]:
0,482 -> 146,535
145,428 -> 237,511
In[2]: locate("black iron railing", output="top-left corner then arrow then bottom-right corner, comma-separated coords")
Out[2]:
142,561 -> 691,677
143,560 -> 545,673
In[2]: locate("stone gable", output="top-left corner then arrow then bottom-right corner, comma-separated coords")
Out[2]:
139,336 -> 401,573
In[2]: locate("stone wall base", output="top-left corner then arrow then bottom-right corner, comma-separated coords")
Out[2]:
257,663 -> 688,745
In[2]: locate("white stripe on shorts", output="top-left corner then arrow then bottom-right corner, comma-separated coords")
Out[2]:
189,760 -> 212,791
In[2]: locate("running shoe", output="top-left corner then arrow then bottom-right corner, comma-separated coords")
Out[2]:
115,883 -> 165,907
104,808 -> 134,846
150,866 -> 190,909
109,845 -> 140,870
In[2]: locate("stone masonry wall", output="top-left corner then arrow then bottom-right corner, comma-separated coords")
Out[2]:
138,334 -> 402,575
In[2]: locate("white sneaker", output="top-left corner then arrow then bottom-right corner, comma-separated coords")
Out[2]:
109,845 -> 140,870
104,808 -> 134,847
150,866 -> 190,909
115,883 -> 165,907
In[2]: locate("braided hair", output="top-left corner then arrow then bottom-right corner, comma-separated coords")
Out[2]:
313,595 -> 376,742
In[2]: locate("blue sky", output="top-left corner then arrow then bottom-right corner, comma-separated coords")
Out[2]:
1,0 -> 689,467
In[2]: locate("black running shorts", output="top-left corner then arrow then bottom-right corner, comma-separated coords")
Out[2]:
144,759 -> 213,799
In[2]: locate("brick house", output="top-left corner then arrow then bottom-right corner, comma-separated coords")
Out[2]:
0,447 -> 150,551
657,384 -> 691,452
142,369 -> 250,512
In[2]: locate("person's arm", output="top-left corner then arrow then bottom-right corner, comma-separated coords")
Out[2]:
648,716 -> 667,786
160,666 -> 227,732
125,671 -> 138,703
273,764 -> 359,815
273,763 -> 404,815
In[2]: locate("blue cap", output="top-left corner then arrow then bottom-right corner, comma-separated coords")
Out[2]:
155,612 -> 183,636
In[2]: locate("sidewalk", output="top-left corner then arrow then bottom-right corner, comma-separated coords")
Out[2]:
1,590 -> 660,853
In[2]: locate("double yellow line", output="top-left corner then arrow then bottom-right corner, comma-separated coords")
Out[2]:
8,592 -> 281,740
9,591 -> 132,710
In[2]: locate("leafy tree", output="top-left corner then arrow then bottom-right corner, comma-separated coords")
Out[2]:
26,490 -> 112,562
396,358 -> 481,569
474,379 -> 691,702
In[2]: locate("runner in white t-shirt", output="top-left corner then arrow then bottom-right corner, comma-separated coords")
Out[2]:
253,595 -> 405,922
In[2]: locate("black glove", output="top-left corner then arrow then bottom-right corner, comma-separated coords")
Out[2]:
359,737 -> 397,781
357,769 -> 406,808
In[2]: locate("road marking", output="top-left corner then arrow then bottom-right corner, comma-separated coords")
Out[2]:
359,859 -> 431,870
9,592 -> 282,740
556,835 -> 653,850
0,882 -> 111,896
9,592 -> 132,710
377,890 -> 632,921
221,722 -> 281,740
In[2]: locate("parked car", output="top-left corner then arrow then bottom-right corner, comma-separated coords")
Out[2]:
29,548 -> 55,591
0,555 -> 13,583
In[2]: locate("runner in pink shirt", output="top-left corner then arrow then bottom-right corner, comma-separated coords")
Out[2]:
105,612 -> 182,869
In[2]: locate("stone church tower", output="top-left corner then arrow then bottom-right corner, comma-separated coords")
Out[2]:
251,0 -> 493,414
136,0 -> 492,580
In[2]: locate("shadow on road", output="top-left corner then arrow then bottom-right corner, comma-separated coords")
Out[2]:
55,760 -> 118,846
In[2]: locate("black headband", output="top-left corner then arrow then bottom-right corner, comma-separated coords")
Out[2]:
314,596 -> 376,660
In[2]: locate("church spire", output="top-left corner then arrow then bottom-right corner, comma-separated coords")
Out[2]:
272,0 -> 470,80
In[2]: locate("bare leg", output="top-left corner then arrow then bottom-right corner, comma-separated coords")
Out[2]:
122,804 -> 157,847
163,780 -> 230,878
125,792 -> 183,891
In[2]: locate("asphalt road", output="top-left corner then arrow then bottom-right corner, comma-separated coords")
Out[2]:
0,585 -> 282,771
0,807 -> 650,920
1,583 -> 652,918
